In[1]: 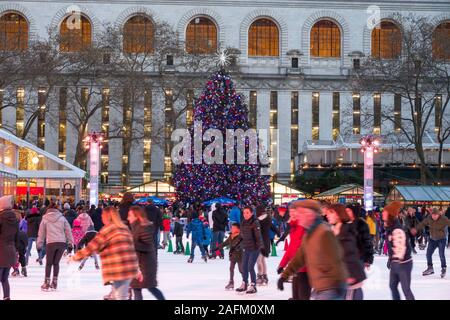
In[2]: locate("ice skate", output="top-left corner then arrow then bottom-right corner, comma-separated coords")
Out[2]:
78,264 -> 84,271
50,278 -> 58,291
246,283 -> 257,294
41,278 -> 51,292
235,282 -> 247,294
225,281 -> 234,290
423,266 -> 434,276
255,274 -> 264,286
187,257 -> 194,263
11,269 -> 20,277
261,274 -> 268,286
202,256 -> 208,263
441,267 -> 446,278
95,263 -> 100,270
21,267 -> 27,277
412,248 -> 417,254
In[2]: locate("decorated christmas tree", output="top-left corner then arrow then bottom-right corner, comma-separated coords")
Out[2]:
173,69 -> 271,206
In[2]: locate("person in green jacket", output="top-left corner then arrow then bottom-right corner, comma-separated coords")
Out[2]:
411,208 -> 450,278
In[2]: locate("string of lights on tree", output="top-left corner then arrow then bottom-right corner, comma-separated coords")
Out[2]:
173,68 -> 271,206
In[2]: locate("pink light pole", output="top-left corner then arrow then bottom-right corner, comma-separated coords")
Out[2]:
360,135 -> 380,211
84,132 -> 104,207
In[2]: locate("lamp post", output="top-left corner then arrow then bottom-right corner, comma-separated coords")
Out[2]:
360,135 -> 380,212
84,132 -> 104,207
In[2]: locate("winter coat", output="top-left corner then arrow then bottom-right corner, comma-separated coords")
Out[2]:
145,205 -> 163,231
186,218 -> 205,244
335,223 -> 366,284
365,216 -> 377,236
19,218 -> 27,234
202,225 -> 212,246
73,223 -> 139,285
119,202 -> 133,223
0,209 -> 19,267
162,217 -> 171,232
173,221 -> 184,237
353,218 -> 374,265
63,209 -> 78,228
282,219 -> 348,292
91,208 -> 104,231
78,212 -> 94,235
25,213 -> 41,238
77,230 -> 97,249
416,215 -> 450,241
257,213 -> 273,257
386,219 -> 412,264
37,208 -> 74,249
72,226 -> 84,247
269,218 -> 279,241
279,222 -> 307,273
130,222 -> 158,289
217,234 -> 243,263
229,206 -> 241,223
212,207 -> 228,232
240,216 -> 264,251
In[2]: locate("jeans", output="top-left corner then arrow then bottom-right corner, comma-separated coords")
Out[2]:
389,260 -> 415,300
190,241 -> 206,259
111,279 -> 132,300
162,231 -> 170,246
0,267 -> 10,299
242,249 -> 259,284
346,287 -> 364,300
311,283 -> 347,300
211,231 -> 225,257
292,272 -> 311,300
133,287 -> 166,300
45,242 -> 66,278
26,237 -> 41,265
426,238 -> 447,269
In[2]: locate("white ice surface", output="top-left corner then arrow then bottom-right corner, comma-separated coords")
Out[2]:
8,239 -> 450,300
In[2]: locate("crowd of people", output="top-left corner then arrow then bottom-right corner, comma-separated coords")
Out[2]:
0,191 -> 449,300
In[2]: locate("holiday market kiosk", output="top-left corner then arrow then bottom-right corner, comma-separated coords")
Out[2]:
313,183 -> 384,206
0,129 -> 86,203
387,185 -> 450,207
270,181 -> 306,205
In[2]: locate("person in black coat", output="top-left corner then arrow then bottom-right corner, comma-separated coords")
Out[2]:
210,203 -> 228,259
172,217 -> 185,254
145,201 -> 163,250
25,206 -> 42,265
0,195 -> 19,300
324,203 -> 366,300
91,204 -> 104,232
118,192 -> 134,228
236,207 -> 264,294
128,206 -> 165,300
345,204 -> 374,267
62,203 -> 77,228
256,205 -> 278,286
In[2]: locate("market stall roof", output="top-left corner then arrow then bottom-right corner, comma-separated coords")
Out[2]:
270,181 -> 305,197
125,179 -> 175,194
389,185 -> 450,203
314,184 -> 383,198
0,129 -> 85,179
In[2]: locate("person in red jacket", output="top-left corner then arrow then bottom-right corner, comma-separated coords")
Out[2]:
277,218 -> 311,300
161,214 -> 171,249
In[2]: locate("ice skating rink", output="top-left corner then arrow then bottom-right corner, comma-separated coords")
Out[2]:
9,241 -> 450,300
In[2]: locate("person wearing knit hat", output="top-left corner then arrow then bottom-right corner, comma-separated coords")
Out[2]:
411,207 -> 450,278
381,201 -> 415,300
278,199 -> 349,300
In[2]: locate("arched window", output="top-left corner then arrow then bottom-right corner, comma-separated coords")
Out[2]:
0,12 -> 28,51
433,21 -> 450,60
123,15 -> 154,54
310,20 -> 341,58
60,14 -> 91,52
371,21 -> 402,59
186,17 -> 217,54
248,18 -> 279,57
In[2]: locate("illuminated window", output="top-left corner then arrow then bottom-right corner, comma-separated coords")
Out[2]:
352,92 -> 361,134
186,90 -> 194,127
37,88 -> 46,149
101,88 -> 109,176
0,12 -> 28,51
123,15 -> 154,54
270,91 -> 278,129
332,92 -> 340,140
60,14 -> 91,52
144,89 -> 152,173
248,18 -> 279,57
165,89 -> 174,161
371,21 -> 401,59
16,87 -> 24,137
312,92 -> 320,140
249,91 -> 257,128
186,17 -> 217,54
373,93 -> 381,134
310,20 -> 341,58
58,88 -> 67,159
433,21 -> 450,60
435,94 -> 442,131
291,92 -> 299,158
394,93 -> 402,132
122,88 -> 132,186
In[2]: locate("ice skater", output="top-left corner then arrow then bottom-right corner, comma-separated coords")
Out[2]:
217,223 -> 243,290
186,212 -> 208,263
